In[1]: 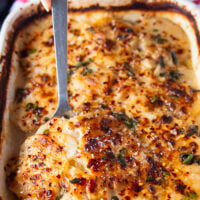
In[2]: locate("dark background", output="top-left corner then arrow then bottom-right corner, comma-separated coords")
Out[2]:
0,0 -> 15,27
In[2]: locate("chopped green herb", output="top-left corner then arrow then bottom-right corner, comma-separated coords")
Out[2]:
153,29 -> 159,32
125,118 -> 138,129
159,56 -> 165,68
117,154 -> 126,168
26,103 -> 34,111
106,152 -> 115,159
113,112 -> 138,129
125,27 -> 133,33
35,112 -> 40,119
39,162 -> 46,167
88,27 -> 95,34
119,148 -> 126,156
113,112 -> 128,121
183,192 -> 198,200
75,60 -> 94,76
67,72 -> 72,83
89,58 -> 94,62
170,95 -> 179,100
33,103 -> 39,110
187,125 -> 199,137
117,34 -> 127,40
150,96 -> 157,103
178,128 -> 185,134
69,178 -> 81,184
180,153 -> 200,165
44,117 -> 50,122
43,129 -> 49,134
162,170 -> 170,182
68,90 -> 72,97
87,69 -> 93,74
33,158 -> 38,162
82,71 -> 87,76
152,34 -> 167,44
180,153 -> 194,165
26,103 -> 38,111
146,175 -> 154,182
102,156 -> 108,160
102,152 -> 115,160
163,170 -> 170,177
159,72 -> 166,77
76,61 -> 91,68
169,70 -> 184,80
111,196 -> 119,200
124,62 -> 134,76
27,49 -> 37,55
32,155 -> 39,162
170,51 -> 178,65
117,148 -> 127,168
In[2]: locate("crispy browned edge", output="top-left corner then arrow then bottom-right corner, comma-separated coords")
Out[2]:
0,0 -> 199,149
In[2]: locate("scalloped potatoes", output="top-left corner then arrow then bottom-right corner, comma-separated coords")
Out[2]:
7,9 -> 200,200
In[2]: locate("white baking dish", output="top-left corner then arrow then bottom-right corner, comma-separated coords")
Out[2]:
0,0 -> 199,199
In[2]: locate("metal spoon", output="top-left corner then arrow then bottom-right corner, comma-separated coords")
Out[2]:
52,0 -> 70,117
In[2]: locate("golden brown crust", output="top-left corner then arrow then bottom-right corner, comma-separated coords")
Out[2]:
7,110 -> 200,199
0,2 -> 200,199
6,8 -> 200,200
10,11 -> 196,132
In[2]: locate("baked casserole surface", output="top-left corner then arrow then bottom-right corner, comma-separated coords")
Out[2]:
4,6 -> 200,200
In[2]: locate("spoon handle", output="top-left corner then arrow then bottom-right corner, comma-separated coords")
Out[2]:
52,0 -> 70,117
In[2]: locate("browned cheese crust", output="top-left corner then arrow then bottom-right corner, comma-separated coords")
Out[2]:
7,111 -> 200,200
6,8 -> 200,200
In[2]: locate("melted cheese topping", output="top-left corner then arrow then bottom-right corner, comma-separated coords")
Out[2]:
11,11 -> 199,132
8,113 -> 200,200
7,10 -> 200,200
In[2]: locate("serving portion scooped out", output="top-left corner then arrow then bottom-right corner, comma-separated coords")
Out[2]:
5,4 -> 200,200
